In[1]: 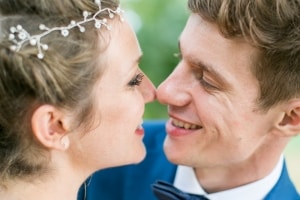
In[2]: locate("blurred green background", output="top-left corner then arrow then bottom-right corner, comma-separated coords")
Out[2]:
121,0 -> 299,192
121,0 -> 189,119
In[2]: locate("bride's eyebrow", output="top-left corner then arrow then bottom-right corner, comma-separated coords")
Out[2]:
130,53 -> 143,69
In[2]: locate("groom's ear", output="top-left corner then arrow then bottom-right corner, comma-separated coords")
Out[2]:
275,100 -> 300,137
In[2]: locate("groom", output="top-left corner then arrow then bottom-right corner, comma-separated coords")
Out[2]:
78,0 -> 300,199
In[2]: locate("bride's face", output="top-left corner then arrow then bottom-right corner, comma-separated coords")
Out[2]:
70,19 -> 155,171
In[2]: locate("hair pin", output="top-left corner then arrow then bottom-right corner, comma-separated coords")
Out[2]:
8,0 -> 124,59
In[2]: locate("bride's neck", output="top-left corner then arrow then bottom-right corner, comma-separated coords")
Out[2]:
0,171 -> 83,200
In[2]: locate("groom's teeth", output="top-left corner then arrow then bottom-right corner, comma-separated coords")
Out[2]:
172,119 -> 200,130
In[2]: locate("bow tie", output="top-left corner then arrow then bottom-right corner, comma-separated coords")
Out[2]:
152,180 -> 209,200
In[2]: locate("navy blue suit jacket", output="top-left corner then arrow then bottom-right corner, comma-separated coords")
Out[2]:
77,120 -> 300,200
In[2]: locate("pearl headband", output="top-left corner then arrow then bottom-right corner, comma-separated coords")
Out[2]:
7,0 -> 124,59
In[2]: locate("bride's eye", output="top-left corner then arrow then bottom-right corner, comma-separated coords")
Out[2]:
128,73 -> 144,87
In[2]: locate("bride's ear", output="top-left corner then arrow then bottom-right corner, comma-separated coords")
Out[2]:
31,105 -> 70,150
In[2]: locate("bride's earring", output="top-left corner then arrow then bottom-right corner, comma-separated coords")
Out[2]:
60,136 -> 70,149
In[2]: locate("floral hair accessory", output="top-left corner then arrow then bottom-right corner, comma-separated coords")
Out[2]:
8,0 -> 124,59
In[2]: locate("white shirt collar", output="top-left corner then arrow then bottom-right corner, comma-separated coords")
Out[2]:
174,155 -> 284,200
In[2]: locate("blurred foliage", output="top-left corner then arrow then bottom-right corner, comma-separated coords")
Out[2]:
121,0 -> 189,119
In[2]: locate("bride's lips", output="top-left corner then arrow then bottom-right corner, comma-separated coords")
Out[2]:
166,117 -> 202,137
135,121 -> 144,136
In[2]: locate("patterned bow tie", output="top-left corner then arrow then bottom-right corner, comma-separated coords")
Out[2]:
152,180 -> 209,200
